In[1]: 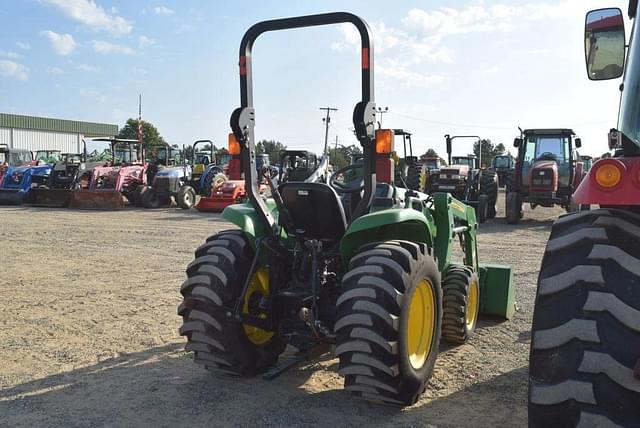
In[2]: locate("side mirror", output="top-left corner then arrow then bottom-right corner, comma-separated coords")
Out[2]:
513,138 -> 522,148
575,138 -> 582,148
585,8 -> 625,80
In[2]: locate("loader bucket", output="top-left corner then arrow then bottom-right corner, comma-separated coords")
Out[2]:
68,190 -> 125,210
195,195 -> 237,212
0,189 -> 24,205
478,264 -> 515,319
27,188 -> 73,207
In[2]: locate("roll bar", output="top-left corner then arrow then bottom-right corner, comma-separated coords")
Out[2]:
230,12 -> 377,235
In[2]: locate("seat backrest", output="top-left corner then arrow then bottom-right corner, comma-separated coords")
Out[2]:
279,182 -> 346,242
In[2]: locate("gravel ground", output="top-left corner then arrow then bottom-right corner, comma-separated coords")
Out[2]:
0,193 -> 566,427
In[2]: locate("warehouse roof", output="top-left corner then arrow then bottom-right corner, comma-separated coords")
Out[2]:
0,113 -> 118,137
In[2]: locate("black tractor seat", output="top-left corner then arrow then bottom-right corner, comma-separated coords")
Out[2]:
278,182 -> 347,242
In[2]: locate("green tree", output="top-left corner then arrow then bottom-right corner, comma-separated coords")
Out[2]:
473,138 -> 498,168
424,148 -> 439,157
331,144 -> 362,170
494,142 -> 506,154
256,139 -> 286,164
117,118 -> 167,149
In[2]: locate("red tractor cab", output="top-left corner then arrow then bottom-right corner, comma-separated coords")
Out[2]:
505,128 -> 585,223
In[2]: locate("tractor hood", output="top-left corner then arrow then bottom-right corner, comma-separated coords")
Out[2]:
8,164 -> 52,175
155,165 -> 192,179
441,165 -> 469,177
531,160 -> 557,171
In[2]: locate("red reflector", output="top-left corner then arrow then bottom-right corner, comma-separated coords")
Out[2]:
239,56 -> 247,76
362,48 -> 369,70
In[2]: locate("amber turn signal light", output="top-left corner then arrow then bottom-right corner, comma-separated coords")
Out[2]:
594,162 -> 622,188
228,133 -> 241,155
375,129 -> 393,154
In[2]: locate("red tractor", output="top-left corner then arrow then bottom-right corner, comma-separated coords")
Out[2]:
528,5 -> 640,427
505,128 -> 586,223
195,134 -> 251,212
68,138 -> 151,210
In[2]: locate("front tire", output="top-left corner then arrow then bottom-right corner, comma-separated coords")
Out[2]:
506,191 -> 522,224
480,170 -> 498,219
178,230 -> 286,375
441,265 -> 479,344
529,209 -> 640,427
176,185 -> 196,209
335,240 -> 442,406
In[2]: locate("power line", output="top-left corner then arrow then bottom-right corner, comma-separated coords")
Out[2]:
392,111 -> 515,131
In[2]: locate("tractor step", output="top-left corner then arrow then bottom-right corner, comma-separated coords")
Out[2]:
262,343 -> 331,380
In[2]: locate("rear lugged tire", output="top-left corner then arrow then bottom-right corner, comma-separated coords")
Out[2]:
130,185 -> 148,206
203,169 -> 225,197
406,161 -> 422,191
176,185 -> 196,209
480,170 -> 498,219
178,230 -> 286,375
528,209 -> 640,427
335,240 -> 442,406
506,192 -> 522,224
477,194 -> 488,224
441,266 -> 479,344
142,188 -> 161,209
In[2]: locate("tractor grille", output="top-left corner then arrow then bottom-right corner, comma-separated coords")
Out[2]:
531,169 -> 553,188
154,176 -> 179,193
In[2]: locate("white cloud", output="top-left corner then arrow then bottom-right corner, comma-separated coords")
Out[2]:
0,60 -> 28,80
378,64 -> 446,88
40,30 -> 77,55
46,66 -> 64,75
91,40 -> 135,55
138,35 -> 155,48
41,0 -> 132,36
16,42 -> 31,50
0,50 -> 22,59
76,63 -> 100,72
80,88 -> 105,102
154,6 -> 174,16
173,24 -> 193,34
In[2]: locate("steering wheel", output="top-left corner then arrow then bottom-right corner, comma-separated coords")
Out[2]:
330,163 -> 365,194
537,152 -> 557,161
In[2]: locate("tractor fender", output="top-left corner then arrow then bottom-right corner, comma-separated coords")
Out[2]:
340,208 -> 435,263
573,157 -> 640,205
221,200 -> 278,248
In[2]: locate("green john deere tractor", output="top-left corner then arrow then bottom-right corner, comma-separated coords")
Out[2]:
178,12 -> 514,406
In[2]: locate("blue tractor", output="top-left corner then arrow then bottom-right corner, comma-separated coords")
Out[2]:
0,161 -> 55,204
141,145 -> 196,209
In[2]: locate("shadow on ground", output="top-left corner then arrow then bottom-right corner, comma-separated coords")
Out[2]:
1,342 -> 527,427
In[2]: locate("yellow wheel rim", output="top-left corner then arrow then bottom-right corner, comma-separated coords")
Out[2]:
465,279 -> 479,330
242,268 -> 273,345
407,279 -> 436,370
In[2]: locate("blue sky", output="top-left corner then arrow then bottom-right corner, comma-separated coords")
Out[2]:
0,0 -> 630,157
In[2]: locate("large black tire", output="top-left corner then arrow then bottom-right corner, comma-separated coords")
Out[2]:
477,194 -> 488,224
528,209 -> 640,427
480,170 -> 498,219
335,240 -> 442,406
142,188 -> 161,209
203,169 -> 226,197
178,230 -> 286,375
506,191 -> 522,224
504,169 -> 516,193
406,161 -> 422,191
441,265 -> 479,344
129,185 -> 148,206
176,185 -> 196,209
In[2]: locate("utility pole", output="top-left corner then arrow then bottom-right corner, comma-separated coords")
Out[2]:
376,106 -> 389,128
320,107 -> 338,155
137,94 -> 143,161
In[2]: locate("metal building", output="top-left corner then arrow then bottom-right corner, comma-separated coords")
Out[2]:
0,113 -> 118,154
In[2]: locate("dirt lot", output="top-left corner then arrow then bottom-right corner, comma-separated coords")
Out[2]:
0,194 -> 566,427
